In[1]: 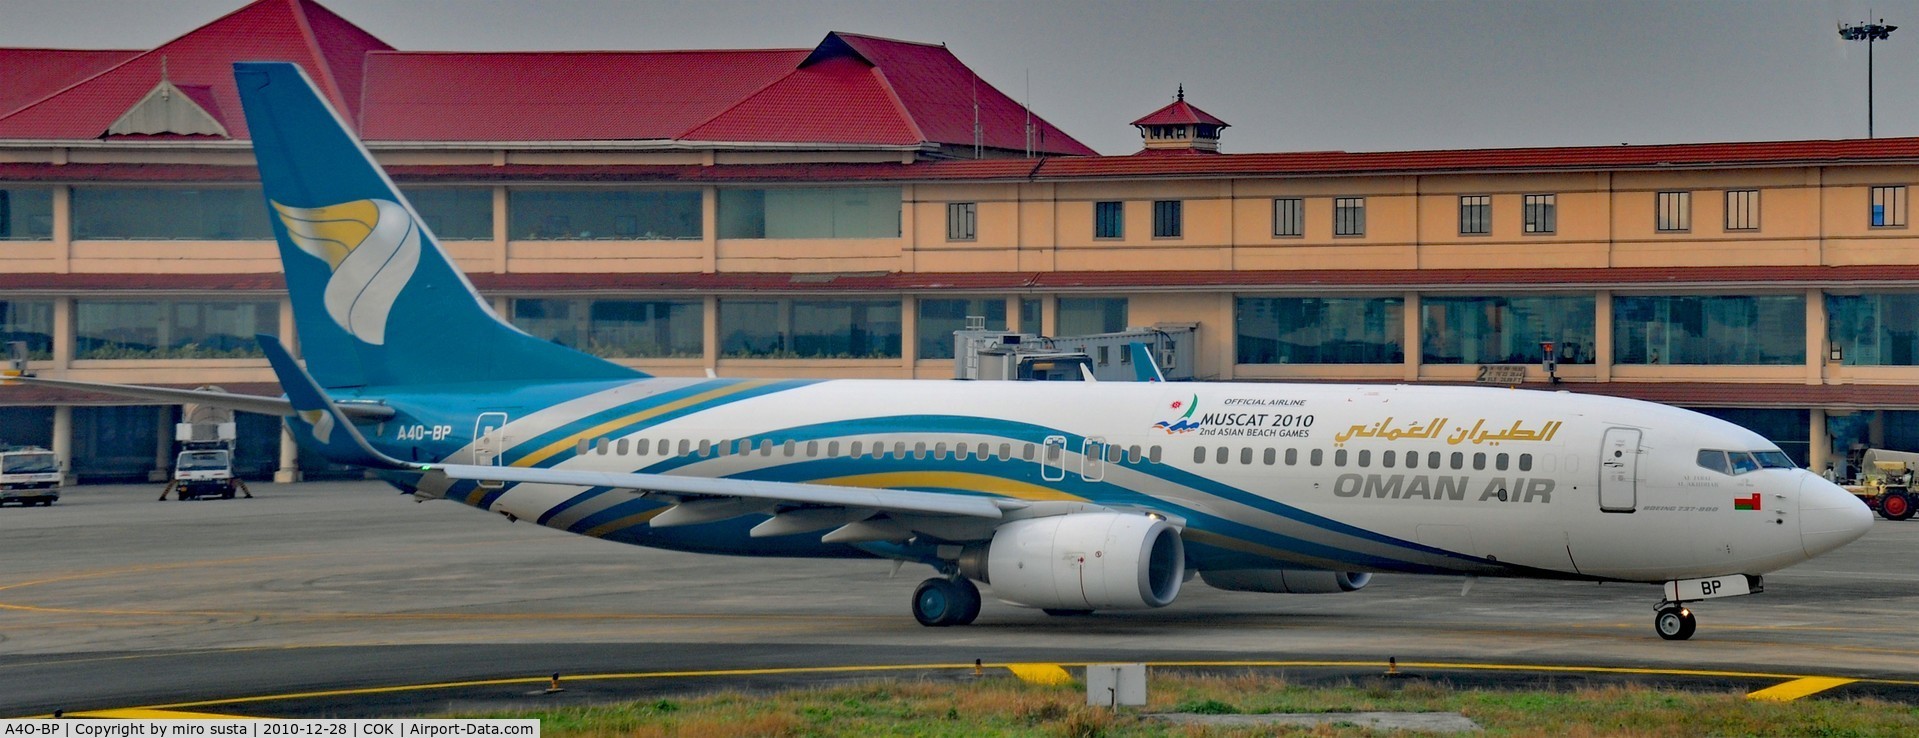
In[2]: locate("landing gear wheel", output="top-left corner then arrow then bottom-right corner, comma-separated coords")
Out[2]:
953,578 -> 982,625
1654,605 -> 1696,641
913,578 -> 978,627
1881,491 -> 1914,521
1042,608 -> 1094,617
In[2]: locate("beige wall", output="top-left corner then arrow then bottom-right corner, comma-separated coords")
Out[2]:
7,146 -> 1919,395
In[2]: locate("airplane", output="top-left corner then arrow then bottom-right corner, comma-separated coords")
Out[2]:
2,62 -> 1875,641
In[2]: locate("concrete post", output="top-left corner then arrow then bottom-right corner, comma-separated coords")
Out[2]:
149,405 -> 171,482
51,404 -> 73,485
1809,408 -> 1830,475
1402,292 -> 1420,382
274,424 -> 302,484
1593,291 -> 1613,382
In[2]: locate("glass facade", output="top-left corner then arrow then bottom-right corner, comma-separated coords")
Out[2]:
717,187 -> 901,239
1056,297 -> 1127,336
917,297 -> 1006,359
75,300 -> 278,359
511,298 -> 701,358
720,298 -> 901,358
1020,298 -> 1043,332
0,187 -> 54,240
1237,296 -> 1404,364
401,187 -> 493,240
1613,295 -> 1805,365
1827,293 -> 1919,365
508,188 -> 700,240
1421,295 -> 1596,365
72,187 -> 272,240
0,300 -> 53,359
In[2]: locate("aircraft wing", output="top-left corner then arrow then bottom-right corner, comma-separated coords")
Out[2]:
432,463 -> 1013,521
0,374 -> 394,421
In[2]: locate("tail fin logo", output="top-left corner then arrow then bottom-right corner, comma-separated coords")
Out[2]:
271,198 -> 421,346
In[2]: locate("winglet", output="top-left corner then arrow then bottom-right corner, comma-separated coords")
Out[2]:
258,334 -> 413,470
1130,342 -> 1165,382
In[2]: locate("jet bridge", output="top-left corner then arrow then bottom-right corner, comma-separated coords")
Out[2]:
954,322 -> 1197,382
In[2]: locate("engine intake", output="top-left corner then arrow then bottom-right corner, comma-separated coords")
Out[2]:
961,512 -> 1183,610
1200,569 -> 1372,594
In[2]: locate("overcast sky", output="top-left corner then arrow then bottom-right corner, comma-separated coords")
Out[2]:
4,0 -> 1918,155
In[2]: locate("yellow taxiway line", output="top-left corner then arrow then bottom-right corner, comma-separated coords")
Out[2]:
31,658 -> 1910,718
1747,677 -> 1860,702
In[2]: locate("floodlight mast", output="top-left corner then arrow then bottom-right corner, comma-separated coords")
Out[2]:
1839,19 -> 1899,138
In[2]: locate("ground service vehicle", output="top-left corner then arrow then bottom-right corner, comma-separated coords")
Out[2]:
163,420 -> 248,501
0,445 -> 61,506
1846,449 -> 1918,521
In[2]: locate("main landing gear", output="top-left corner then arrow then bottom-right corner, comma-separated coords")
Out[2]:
913,576 -> 982,627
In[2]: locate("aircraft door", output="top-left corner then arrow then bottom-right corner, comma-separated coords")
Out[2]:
1081,436 -> 1107,482
1599,427 -> 1640,513
1041,435 -> 1067,482
474,412 -> 509,489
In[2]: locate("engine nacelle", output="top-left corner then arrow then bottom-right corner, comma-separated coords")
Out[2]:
963,512 -> 1184,610
1200,569 -> 1372,594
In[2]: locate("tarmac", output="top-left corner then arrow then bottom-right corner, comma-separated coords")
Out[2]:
3,479 -> 1917,717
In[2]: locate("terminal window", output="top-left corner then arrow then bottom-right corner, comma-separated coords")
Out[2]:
1523,194 -> 1556,234
1871,185 -> 1907,227
1725,190 -> 1760,231
1094,201 -> 1124,239
1153,200 -> 1183,238
1334,197 -> 1366,236
1459,195 -> 1491,235
946,202 -> 977,241
1272,198 -> 1304,237
1655,191 -> 1691,232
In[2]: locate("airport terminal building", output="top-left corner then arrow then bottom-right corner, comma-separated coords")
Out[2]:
4,0 -> 1918,481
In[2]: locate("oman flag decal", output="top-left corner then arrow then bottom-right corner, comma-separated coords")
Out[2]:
1733,493 -> 1762,511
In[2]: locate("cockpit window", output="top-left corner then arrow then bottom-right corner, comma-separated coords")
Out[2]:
1699,448 -> 1794,476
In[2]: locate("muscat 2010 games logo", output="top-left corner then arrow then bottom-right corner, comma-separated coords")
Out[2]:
1153,395 -> 1202,434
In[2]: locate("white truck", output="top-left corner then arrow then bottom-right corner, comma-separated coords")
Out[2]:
165,422 -> 247,501
0,445 -> 62,507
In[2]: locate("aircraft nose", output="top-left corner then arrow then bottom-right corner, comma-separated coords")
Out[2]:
1799,473 -> 1873,558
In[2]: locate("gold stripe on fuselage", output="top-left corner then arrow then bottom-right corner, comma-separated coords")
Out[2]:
512,380 -> 776,469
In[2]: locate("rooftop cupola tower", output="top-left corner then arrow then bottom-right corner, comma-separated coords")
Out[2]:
1130,85 -> 1228,153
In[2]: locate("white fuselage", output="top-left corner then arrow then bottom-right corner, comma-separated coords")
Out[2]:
401,378 -> 1867,583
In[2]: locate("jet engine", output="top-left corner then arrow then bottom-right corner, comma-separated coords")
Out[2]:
958,512 -> 1183,610
1200,569 -> 1372,594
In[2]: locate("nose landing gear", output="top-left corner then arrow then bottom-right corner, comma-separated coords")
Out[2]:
1654,603 -> 1697,641
1653,574 -> 1762,640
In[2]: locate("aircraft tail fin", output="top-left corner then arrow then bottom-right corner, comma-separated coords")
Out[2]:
1130,342 -> 1165,382
233,62 -> 640,389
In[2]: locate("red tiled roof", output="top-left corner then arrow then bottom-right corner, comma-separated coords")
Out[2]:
0,0 -> 390,139
682,53 -> 924,146
0,9 -> 1092,155
13,132 -> 1919,184
1131,96 -> 1227,127
0,49 -> 138,115
832,33 -> 1095,156
359,49 -> 808,142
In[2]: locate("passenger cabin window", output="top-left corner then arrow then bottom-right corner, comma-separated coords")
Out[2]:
1194,447 -> 1207,464
1518,453 -> 1533,472
1149,446 -> 1163,463
1357,450 -> 1371,467
1334,449 -> 1348,467
616,439 -> 629,455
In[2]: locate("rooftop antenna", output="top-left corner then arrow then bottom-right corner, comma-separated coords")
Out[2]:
972,73 -> 983,159
1024,68 -> 1034,158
